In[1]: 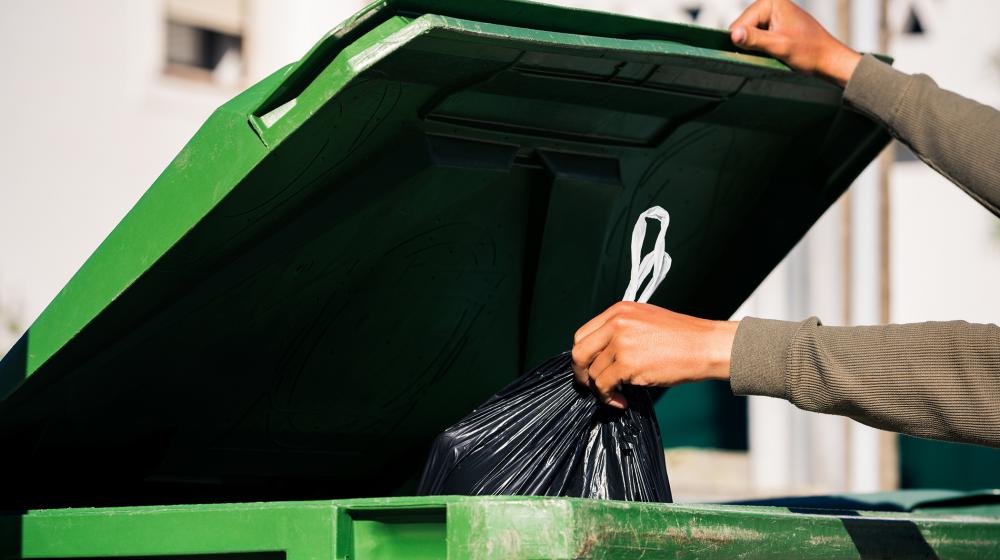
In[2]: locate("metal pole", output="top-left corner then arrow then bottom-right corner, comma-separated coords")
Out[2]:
836,0 -> 855,492
848,0 -> 885,494
876,0 -> 900,491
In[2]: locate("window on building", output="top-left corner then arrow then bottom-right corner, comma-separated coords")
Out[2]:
164,0 -> 245,87
902,4 -> 925,35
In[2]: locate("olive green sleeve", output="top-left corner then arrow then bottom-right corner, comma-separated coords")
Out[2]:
730,317 -> 1000,448
727,56 -> 1000,447
843,54 -> 1000,217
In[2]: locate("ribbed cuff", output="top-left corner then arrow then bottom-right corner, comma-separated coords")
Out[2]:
729,317 -> 800,399
843,53 -> 911,128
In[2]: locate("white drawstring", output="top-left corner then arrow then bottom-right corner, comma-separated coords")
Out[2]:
622,206 -> 672,304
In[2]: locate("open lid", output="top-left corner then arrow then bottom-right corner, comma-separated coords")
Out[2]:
0,0 -> 889,507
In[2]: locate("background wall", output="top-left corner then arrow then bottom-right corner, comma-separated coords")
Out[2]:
0,0 -> 362,352
1,0 -> 998,501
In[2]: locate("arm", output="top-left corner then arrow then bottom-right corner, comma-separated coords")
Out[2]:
729,0 -> 1000,215
732,317 -> 1000,447
571,303 -> 1000,448
843,55 -> 1000,216
571,1 -> 1000,448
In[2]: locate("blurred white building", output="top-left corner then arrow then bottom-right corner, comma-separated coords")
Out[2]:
1,0 -> 998,501
0,0 -> 368,351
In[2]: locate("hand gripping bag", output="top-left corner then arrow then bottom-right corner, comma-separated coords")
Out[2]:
418,207 -> 673,502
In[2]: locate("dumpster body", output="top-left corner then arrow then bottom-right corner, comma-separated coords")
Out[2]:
1,0 -> 997,556
5,495 -> 1000,559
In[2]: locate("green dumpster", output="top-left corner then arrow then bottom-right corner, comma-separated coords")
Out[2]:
1,0 -> 997,557
3,495 -> 1000,559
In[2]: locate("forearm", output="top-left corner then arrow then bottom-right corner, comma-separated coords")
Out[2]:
731,317 -> 1000,448
844,54 -> 1000,217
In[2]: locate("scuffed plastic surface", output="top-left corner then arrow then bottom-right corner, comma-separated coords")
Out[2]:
418,352 -> 672,502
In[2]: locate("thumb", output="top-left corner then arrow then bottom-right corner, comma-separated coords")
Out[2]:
731,25 -> 785,57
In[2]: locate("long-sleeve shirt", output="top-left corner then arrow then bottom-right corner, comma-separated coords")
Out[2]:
729,54 -> 1000,448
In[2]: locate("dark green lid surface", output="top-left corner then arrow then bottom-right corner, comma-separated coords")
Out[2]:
0,0 -> 889,507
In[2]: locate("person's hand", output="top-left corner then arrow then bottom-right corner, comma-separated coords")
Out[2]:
570,302 -> 739,409
729,0 -> 862,87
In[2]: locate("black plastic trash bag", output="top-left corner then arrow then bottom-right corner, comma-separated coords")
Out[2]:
417,352 -> 672,501
418,207 -> 674,502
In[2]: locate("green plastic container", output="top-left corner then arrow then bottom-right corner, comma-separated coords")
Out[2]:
4,0 -> 997,555
0,0 -> 889,507
4,495 -> 1000,559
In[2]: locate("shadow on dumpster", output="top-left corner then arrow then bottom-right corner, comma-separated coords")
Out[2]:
0,334 -> 27,401
0,514 -> 21,560
731,496 -> 905,511
839,516 -> 939,559
731,497 -> 939,559
788,508 -> 938,559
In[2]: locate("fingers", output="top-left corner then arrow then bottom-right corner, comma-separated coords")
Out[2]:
729,0 -> 788,57
731,25 -> 788,57
571,318 -> 617,385
574,302 -> 629,344
588,348 -> 615,380
729,0 -> 771,32
593,363 -> 629,409
571,302 -> 637,384
580,347 -> 630,410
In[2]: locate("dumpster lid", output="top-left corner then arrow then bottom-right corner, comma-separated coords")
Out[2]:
0,0 -> 889,507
